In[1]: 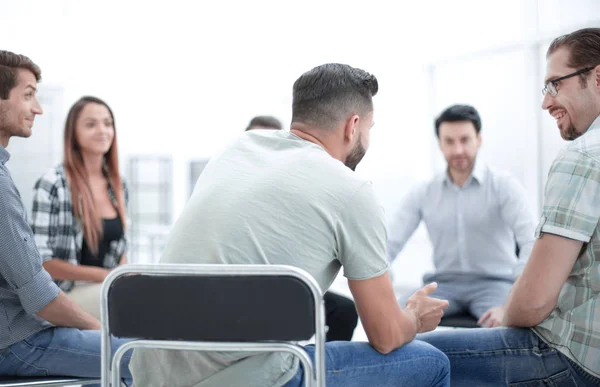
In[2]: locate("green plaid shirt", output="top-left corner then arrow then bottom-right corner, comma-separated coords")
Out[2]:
532,115 -> 600,378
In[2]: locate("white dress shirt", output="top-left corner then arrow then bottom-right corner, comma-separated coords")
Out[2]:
387,162 -> 535,279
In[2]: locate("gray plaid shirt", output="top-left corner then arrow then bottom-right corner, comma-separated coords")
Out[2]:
30,164 -> 128,292
0,145 -> 58,349
532,114 -> 600,378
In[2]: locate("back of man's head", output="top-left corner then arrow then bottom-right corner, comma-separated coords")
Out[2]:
435,104 -> 481,137
245,115 -> 282,131
0,50 -> 41,100
547,28 -> 600,73
291,63 -> 378,130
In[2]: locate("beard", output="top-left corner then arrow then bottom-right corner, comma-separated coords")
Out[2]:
0,103 -> 7,133
562,125 -> 583,141
448,156 -> 474,174
345,134 -> 366,171
0,104 -> 26,140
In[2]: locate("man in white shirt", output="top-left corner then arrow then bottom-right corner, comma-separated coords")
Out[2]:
388,105 -> 536,327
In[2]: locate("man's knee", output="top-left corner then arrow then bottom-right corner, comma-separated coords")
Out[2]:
392,340 -> 451,384
413,340 -> 450,379
427,347 -> 451,383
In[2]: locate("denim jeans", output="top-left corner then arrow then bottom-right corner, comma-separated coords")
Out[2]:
284,340 -> 450,387
0,327 -> 132,387
418,327 -> 600,386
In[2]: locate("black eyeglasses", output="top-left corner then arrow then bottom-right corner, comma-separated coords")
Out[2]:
542,67 -> 594,96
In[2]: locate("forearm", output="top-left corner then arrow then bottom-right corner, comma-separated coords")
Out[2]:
503,281 -> 553,327
361,307 -> 418,354
386,227 -> 418,262
387,191 -> 423,262
504,304 -> 549,327
352,277 -> 419,353
37,291 -> 100,330
43,259 -> 109,282
504,234 -> 579,327
395,307 -> 420,344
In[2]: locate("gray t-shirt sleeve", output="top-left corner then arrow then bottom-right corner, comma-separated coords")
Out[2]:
336,181 -> 390,280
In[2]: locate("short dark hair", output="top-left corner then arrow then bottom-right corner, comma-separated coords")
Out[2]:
245,115 -> 282,131
0,50 -> 42,100
292,63 -> 378,129
547,28 -> 600,87
434,104 -> 481,137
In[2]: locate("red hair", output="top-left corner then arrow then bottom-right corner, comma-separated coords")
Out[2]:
63,96 -> 126,254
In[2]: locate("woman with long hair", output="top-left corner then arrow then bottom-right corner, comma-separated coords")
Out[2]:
31,96 -> 128,319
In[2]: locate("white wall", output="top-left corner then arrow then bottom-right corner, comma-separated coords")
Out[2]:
1,0 -> 599,289
1,0 -> 437,217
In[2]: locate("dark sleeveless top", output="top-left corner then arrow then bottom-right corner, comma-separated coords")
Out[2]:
80,217 -> 124,267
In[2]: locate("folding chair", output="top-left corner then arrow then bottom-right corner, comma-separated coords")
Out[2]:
101,264 -> 326,387
0,376 -> 99,386
439,312 -> 479,328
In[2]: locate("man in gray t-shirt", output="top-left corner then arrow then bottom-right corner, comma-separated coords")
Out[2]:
245,114 -> 360,342
130,63 -> 451,387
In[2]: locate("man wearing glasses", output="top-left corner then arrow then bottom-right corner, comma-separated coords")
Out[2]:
417,27 -> 600,386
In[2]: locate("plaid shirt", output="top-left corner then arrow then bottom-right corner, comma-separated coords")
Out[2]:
532,115 -> 600,378
30,164 -> 128,292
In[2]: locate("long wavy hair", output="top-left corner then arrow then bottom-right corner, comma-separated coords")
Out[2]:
63,96 -> 126,254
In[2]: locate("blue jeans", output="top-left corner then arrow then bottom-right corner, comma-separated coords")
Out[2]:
418,327 -> 600,386
284,340 -> 450,387
0,327 -> 132,387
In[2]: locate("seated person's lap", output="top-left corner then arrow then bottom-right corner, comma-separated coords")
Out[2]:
417,327 -> 594,386
0,327 -> 132,381
398,273 -> 513,319
66,282 -> 103,320
284,340 -> 449,387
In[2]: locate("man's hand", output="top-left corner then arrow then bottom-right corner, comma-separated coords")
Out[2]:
478,305 -> 505,328
405,282 -> 449,333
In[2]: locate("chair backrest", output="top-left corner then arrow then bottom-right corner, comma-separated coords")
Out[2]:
107,273 -> 316,342
101,264 -> 325,387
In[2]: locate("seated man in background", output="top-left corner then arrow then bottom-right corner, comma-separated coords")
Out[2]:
0,50 -> 131,384
245,114 -> 359,341
130,63 -> 450,387
245,115 -> 283,131
388,104 -> 536,327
